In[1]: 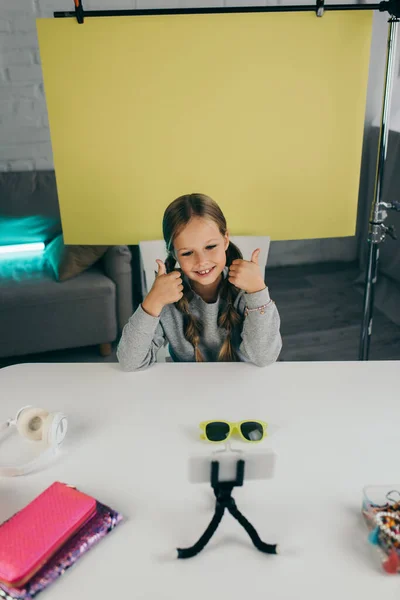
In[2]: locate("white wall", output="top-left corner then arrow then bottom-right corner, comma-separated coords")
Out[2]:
0,0 -> 399,173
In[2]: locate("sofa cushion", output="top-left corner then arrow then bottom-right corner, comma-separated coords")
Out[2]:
0,262 -> 117,358
0,260 -> 114,309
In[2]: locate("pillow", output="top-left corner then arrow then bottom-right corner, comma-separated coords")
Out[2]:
45,234 -> 108,281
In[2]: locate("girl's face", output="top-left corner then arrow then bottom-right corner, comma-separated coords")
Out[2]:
173,217 -> 229,288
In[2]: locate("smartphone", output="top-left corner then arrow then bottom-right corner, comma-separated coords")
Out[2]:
188,448 -> 277,484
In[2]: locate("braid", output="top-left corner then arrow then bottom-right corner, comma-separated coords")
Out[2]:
217,242 -> 242,362
165,253 -> 204,362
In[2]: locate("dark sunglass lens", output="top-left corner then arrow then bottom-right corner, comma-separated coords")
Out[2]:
241,421 -> 264,441
205,422 -> 230,442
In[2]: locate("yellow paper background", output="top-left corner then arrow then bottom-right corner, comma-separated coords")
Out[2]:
37,11 -> 372,244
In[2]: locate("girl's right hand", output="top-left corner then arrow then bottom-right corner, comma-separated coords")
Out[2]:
142,260 -> 183,317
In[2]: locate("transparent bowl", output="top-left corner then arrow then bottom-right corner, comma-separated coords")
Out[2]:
362,485 -> 400,574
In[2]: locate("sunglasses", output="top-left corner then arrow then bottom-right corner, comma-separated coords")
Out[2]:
200,420 -> 268,443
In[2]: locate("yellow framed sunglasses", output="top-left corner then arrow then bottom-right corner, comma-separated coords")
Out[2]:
199,420 -> 268,443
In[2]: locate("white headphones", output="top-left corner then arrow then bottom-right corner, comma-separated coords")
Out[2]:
0,406 -> 68,477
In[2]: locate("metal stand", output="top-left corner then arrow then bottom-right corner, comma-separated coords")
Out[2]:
359,11 -> 400,360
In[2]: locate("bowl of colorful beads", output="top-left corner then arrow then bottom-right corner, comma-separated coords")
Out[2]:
362,485 -> 400,574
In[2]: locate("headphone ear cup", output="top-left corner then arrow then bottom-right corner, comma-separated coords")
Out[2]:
42,413 -> 68,448
41,414 -> 55,447
15,405 -> 33,423
16,408 -> 49,441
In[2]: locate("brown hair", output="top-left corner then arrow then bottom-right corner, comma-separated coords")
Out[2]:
163,193 -> 242,362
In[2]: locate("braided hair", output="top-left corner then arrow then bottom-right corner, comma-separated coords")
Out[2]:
163,193 -> 242,362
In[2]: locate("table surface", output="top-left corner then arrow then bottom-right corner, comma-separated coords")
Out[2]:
1,360 -> 400,599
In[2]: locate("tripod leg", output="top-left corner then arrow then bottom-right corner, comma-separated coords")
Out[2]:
177,502 -> 225,559
228,501 -> 278,555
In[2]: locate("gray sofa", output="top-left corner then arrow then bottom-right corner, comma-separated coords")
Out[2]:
0,171 -> 133,359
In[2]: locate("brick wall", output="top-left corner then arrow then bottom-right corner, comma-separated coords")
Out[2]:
0,0 -> 398,172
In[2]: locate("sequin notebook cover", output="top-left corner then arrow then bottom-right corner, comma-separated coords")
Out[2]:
0,502 -> 123,600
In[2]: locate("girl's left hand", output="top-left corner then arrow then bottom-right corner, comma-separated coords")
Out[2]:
228,249 -> 266,294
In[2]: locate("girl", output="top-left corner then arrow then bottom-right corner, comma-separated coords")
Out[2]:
117,193 -> 282,370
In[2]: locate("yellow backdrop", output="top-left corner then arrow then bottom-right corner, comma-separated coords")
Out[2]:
37,11 -> 372,244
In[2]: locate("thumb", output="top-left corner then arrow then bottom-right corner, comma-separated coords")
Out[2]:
251,249 -> 260,265
156,259 -> 166,276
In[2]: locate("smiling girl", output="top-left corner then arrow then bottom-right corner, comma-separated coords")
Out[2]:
117,193 -> 282,370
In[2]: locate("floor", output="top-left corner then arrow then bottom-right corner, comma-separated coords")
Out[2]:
267,261 -> 400,361
1,261 -> 399,370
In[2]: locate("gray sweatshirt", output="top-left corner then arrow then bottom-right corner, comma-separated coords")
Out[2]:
117,272 -> 282,371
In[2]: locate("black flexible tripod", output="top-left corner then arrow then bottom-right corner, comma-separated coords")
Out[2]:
177,459 -> 278,559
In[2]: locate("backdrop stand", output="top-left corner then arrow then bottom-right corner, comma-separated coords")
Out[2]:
57,2 -> 392,19
54,1 -> 400,358
359,9 -> 400,360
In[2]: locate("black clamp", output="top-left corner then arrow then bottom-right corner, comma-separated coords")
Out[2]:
379,0 -> 400,17
177,459 -> 279,559
74,0 -> 84,24
316,0 -> 325,17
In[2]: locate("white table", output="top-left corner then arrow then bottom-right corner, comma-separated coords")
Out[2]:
1,360 -> 400,599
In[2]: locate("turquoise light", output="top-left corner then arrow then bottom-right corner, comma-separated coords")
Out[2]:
0,242 -> 45,255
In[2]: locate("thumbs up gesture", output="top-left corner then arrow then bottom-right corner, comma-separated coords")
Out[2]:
142,259 -> 184,317
228,249 -> 266,294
